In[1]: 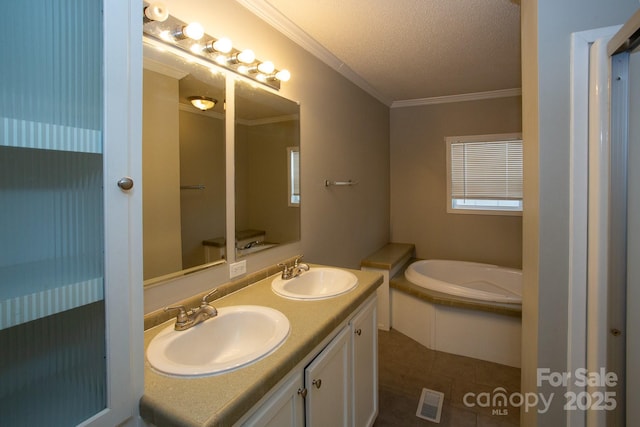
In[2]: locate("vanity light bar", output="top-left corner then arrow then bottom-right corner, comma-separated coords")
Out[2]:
142,2 -> 290,90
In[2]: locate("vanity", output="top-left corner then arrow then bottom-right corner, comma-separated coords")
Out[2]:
140,266 -> 382,427
139,8 -> 379,426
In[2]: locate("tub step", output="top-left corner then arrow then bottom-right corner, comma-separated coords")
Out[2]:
416,387 -> 444,423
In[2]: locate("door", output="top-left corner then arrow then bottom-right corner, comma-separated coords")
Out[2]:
626,47 -> 640,424
305,326 -> 351,427
351,298 -> 378,427
242,371 -> 305,427
0,1 -> 141,425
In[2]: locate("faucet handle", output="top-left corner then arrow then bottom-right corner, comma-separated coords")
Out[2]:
294,255 -> 304,267
164,305 -> 189,322
201,288 -> 218,306
278,262 -> 292,279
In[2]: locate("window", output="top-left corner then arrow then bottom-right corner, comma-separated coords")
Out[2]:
446,133 -> 523,215
288,146 -> 300,206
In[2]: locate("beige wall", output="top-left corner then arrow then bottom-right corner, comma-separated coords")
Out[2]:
236,121 -> 300,245
142,69 -> 182,280
179,110 -> 226,269
390,96 -> 523,268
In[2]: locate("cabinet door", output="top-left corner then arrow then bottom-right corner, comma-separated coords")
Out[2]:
305,326 -> 351,427
0,1 -> 141,426
352,298 -> 378,427
242,371 -> 304,427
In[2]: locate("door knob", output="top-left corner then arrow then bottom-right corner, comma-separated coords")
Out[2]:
117,177 -> 134,191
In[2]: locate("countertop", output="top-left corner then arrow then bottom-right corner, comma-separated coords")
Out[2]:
360,243 -> 415,270
139,265 -> 383,427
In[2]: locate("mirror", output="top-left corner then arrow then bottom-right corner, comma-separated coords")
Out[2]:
235,79 -> 301,258
142,39 -> 226,283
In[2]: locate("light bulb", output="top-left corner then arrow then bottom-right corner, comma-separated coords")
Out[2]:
190,44 -> 202,54
172,22 -> 204,41
159,30 -> 172,42
237,65 -> 249,74
257,61 -> 275,74
183,22 -> 204,40
144,2 -> 169,22
204,37 -> 233,54
237,49 -> 255,64
213,38 -> 233,53
275,69 -> 291,82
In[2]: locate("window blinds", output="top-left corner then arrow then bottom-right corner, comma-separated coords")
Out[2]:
450,140 -> 523,201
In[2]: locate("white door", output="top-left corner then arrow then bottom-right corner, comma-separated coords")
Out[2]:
305,327 -> 351,427
569,18 -> 639,426
351,298 -> 378,427
626,48 -> 640,424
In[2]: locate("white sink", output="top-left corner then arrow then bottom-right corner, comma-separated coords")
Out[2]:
146,305 -> 289,377
272,267 -> 358,300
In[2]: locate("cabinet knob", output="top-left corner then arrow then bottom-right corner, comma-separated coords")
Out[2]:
297,388 -> 307,398
312,379 -> 322,389
117,177 -> 134,191
355,328 -> 362,336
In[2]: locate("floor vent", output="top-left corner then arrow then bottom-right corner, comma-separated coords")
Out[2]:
416,387 -> 444,423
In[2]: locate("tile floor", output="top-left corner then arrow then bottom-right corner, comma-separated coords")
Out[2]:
375,329 -> 521,427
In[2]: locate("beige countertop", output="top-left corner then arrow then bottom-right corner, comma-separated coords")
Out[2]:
360,243 -> 415,270
140,265 -> 383,427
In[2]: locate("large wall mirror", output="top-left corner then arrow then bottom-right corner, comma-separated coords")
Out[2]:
142,39 -> 226,283
235,80 -> 301,258
142,35 -> 301,285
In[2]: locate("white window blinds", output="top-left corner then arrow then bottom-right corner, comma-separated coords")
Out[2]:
449,139 -> 523,200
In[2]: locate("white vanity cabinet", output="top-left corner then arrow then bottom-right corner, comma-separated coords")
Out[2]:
240,296 -> 377,427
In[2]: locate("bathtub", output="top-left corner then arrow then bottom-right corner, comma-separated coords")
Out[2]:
404,259 -> 522,304
391,259 -> 522,367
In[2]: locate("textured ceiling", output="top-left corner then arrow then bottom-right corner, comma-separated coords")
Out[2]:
245,0 -> 521,104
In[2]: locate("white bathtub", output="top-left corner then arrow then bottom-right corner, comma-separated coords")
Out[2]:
392,259 -> 522,367
404,259 -> 522,304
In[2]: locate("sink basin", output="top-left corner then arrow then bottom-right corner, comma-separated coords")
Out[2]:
272,267 -> 358,300
147,305 -> 289,377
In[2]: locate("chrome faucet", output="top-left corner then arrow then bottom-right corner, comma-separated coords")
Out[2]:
278,255 -> 310,280
164,288 -> 218,331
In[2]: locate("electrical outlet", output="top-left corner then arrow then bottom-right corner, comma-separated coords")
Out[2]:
229,260 -> 247,278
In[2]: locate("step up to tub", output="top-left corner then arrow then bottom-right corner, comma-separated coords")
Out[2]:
361,243 -> 415,330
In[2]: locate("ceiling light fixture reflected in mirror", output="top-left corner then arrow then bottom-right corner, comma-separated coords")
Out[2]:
188,96 -> 217,111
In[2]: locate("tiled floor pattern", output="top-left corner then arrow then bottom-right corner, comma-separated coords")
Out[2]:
375,329 -> 521,427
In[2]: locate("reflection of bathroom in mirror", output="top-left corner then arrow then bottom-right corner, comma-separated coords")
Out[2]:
142,39 -> 226,283
235,79 -> 301,258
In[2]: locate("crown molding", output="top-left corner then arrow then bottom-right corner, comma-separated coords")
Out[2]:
235,0 -> 393,106
391,88 -> 522,108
